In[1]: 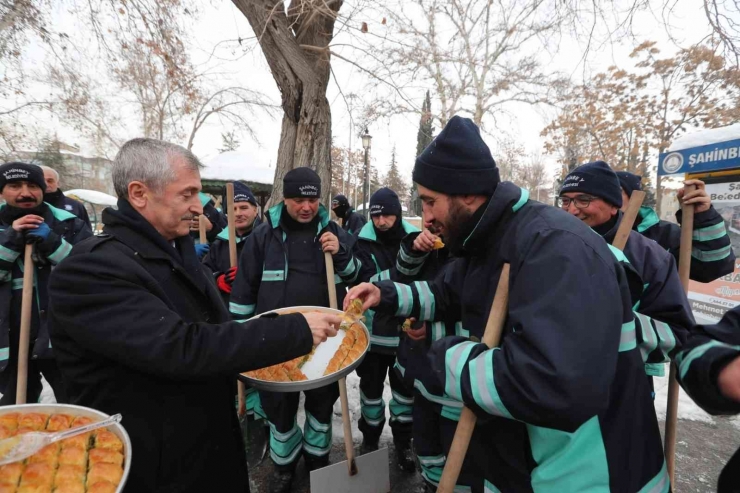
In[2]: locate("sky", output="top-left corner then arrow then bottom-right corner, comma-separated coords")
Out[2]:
8,0 -> 727,192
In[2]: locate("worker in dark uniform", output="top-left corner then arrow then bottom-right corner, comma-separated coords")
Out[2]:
331,194 -> 366,244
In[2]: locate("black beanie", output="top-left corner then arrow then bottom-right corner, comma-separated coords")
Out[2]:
615,171 -> 642,198
0,162 -> 46,193
283,167 -> 321,199
233,181 -> 258,206
332,194 -> 349,209
413,116 -> 499,195
370,187 -> 402,217
560,161 -> 622,208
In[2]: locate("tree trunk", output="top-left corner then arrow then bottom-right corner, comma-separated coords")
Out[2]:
233,0 -> 341,208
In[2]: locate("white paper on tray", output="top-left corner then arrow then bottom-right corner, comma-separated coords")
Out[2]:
300,330 -> 347,380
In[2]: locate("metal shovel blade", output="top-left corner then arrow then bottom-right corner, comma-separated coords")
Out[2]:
310,447 -> 390,493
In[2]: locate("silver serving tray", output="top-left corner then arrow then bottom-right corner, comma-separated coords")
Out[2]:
238,306 -> 369,392
0,403 -> 131,492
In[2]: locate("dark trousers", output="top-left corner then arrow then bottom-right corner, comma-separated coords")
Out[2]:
0,358 -> 67,405
356,351 -> 413,444
260,383 -> 339,471
412,389 -> 481,492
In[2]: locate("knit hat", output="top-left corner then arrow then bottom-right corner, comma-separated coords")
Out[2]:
0,162 -> 46,193
283,167 -> 321,199
560,161 -> 622,208
233,181 -> 258,206
413,116 -> 499,195
369,187 -> 402,217
615,171 -> 642,198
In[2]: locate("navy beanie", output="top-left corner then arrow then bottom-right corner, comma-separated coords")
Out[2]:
283,167 -> 321,199
233,181 -> 258,206
560,161 -> 622,208
0,162 -> 46,193
332,194 -> 349,209
615,171 -> 642,198
370,187 -> 402,217
413,116 -> 499,195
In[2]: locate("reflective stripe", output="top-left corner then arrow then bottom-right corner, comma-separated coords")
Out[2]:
303,411 -> 332,457
654,320 -> 676,359
484,480 -> 503,493
419,455 -> 446,466
454,321 -> 469,338
692,244 -> 732,262
0,244 -> 19,264
47,239 -> 73,264
344,258 -> 362,284
11,279 -> 23,291
0,348 -> 8,362
441,405 -> 462,422
229,302 -> 255,316
607,243 -> 629,263
262,270 -> 285,281
468,349 -> 513,419
512,188 -> 530,212
396,262 -> 420,277
360,390 -> 383,406
431,322 -> 445,341
399,247 -> 427,265
391,390 -> 414,405
395,283 -> 413,317
413,379 -> 463,409
635,312 -> 657,363
379,269 -> 391,281
269,420 -> 303,465
693,222 -> 727,242
0,270 -> 10,282
337,256 -> 358,277
638,461 -> 670,493
679,340 -> 740,380
619,320 -> 637,352
394,360 -> 405,377
370,334 -> 400,347
444,341 -> 477,401
414,281 -> 436,321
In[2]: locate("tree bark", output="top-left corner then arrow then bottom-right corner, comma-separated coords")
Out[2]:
233,0 -> 342,207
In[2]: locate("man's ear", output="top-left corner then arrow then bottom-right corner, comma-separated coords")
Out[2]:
610,205 -> 619,216
128,181 -> 148,208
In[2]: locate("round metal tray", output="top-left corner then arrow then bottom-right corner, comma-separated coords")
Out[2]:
0,403 -> 132,492
238,306 -> 369,392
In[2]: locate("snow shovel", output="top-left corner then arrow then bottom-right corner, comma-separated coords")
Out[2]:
310,252 -> 390,493
437,264 -> 510,493
664,183 -> 696,485
16,244 -> 34,404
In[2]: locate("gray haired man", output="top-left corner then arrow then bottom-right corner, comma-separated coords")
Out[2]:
40,165 -> 92,229
47,138 -> 340,492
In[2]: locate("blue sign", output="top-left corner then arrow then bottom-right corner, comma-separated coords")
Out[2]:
659,138 -> 740,176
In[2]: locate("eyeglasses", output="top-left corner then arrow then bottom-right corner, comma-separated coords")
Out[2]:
558,195 -> 600,209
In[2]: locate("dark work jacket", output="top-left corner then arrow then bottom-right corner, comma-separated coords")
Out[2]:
341,209 -> 366,244
353,220 -> 419,354
202,219 -> 261,306
45,190 -> 92,230
0,203 -> 91,380
602,213 -> 695,378
635,205 -> 735,283
47,201 -> 313,493
375,182 -> 667,492
676,306 -> 740,491
191,192 -> 228,243
229,203 -> 361,320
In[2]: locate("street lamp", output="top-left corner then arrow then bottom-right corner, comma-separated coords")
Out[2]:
361,128 -> 372,219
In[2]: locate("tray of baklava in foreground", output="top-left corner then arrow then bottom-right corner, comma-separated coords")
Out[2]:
0,404 -> 131,493
239,305 -> 370,392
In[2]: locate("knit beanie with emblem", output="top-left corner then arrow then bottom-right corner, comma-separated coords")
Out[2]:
615,171 -> 642,198
413,115 -> 499,195
369,188 -> 402,217
283,167 -> 321,199
560,161 -> 622,208
0,162 -> 46,193
232,181 -> 258,206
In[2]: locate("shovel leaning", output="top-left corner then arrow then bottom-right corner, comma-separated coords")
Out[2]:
310,252 -> 390,493
16,244 -> 34,404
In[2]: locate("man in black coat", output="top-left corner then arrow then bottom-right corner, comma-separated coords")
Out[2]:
47,138 -> 341,493
616,170 -> 735,283
0,162 -> 92,404
40,165 -> 92,229
331,193 -> 366,243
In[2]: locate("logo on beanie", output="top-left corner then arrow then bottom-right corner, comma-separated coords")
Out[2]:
662,152 -> 683,174
2,168 -> 31,181
234,193 -> 250,202
299,185 -> 319,196
561,174 -> 584,190
370,204 -> 383,215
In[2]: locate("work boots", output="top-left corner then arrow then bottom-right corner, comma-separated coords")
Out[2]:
268,469 -> 294,493
360,438 -> 379,455
394,439 -> 416,472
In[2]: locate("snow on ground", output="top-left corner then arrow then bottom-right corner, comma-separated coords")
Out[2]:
653,373 -> 714,424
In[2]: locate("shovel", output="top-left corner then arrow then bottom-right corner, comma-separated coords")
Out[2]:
310,252 -> 390,493
16,244 -> 34,404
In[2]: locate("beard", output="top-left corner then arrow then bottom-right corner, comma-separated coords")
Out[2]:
438,199 -> 474,252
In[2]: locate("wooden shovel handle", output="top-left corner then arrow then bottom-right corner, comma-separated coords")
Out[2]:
16,244 -> 34,404
612,190 -> 646,251
665,184 -> 695,484
198,215 -> 207,245
438,264 -> 510,493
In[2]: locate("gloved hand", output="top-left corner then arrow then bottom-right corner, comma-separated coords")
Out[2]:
217,266 -> 238,294
194,243 -> 210,260
25,222 -> 51,244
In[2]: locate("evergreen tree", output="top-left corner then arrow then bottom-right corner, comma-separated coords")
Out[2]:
384,145 -> 407,197
219,131 -> 240,153
416,91 -> 434,157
